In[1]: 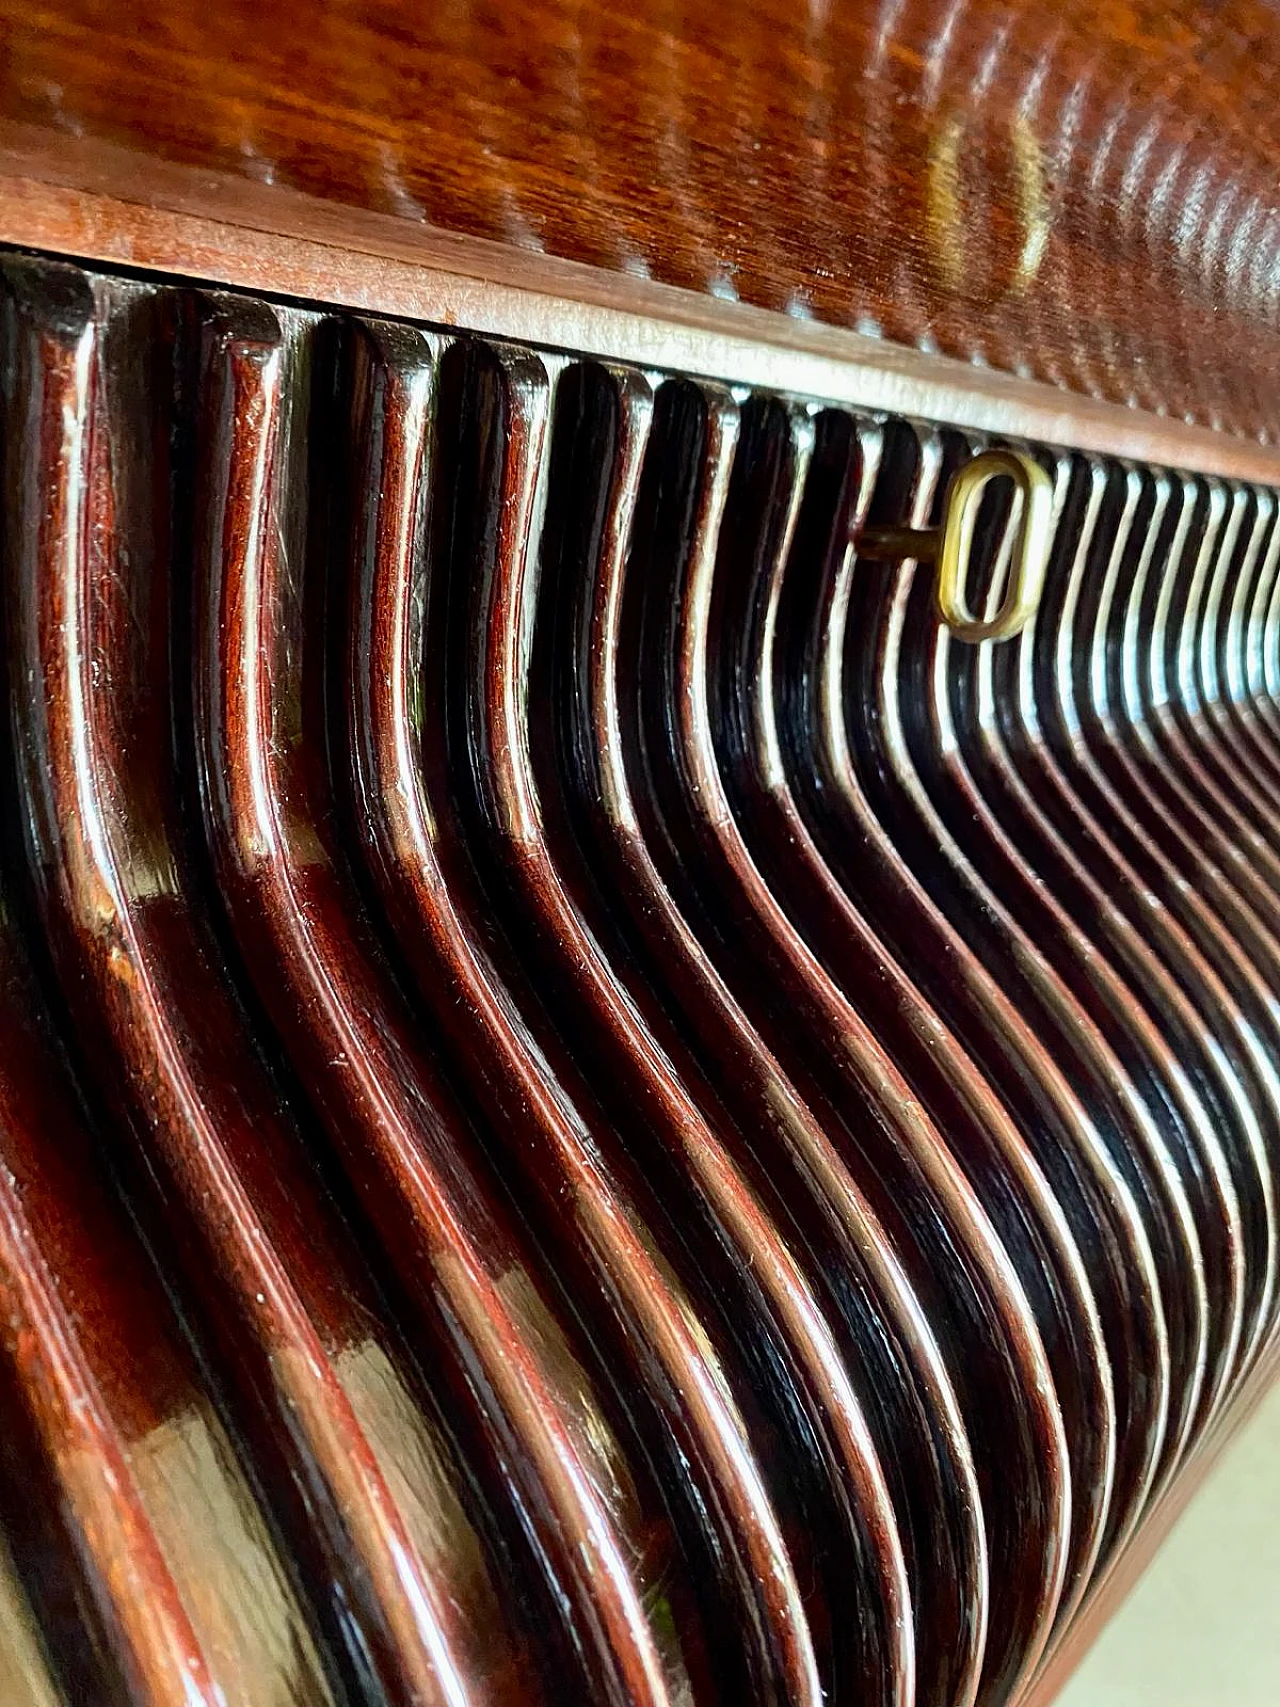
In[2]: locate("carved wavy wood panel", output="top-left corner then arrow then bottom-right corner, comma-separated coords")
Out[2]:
0,251 -> 1277,1705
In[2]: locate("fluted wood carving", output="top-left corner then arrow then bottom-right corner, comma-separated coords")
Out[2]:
0,252 -> 1276,1706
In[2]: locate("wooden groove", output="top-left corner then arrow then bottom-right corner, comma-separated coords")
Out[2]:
341,325 -> 918,1706
2,255 -> 533,1707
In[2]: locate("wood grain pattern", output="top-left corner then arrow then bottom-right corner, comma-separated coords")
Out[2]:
1,0 -> 1279,438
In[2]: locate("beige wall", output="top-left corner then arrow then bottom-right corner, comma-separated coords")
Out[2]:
1058,1380 -> 1280,1706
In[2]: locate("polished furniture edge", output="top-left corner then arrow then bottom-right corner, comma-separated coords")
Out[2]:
1,124 -> 1278,487
5,0 -> 1279,440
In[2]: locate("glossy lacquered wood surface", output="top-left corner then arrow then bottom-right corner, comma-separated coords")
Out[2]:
339,329 -> 913,1707
3,0 -> 1280,440
2,260 -> 538,1707
0,251 -> 1279,1706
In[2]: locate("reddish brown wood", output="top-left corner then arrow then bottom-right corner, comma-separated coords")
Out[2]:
553,365 -> 986,1707
665,406 -> 1109,1651
338,324 -> 916,1707
1,0 -> 1279,437
0,262 -> 344,1707
1,255 -> 534,1707
185,293 -> 718,1707
635,390 -> 1081,1699
0,245 -> 1278,1707
965,465 -> 1248,1438
427,340 -> 880,1707
1044,466 -> 1280,1350
1024,1329 -> 1280,1707
1019,464 -> 1278,1377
